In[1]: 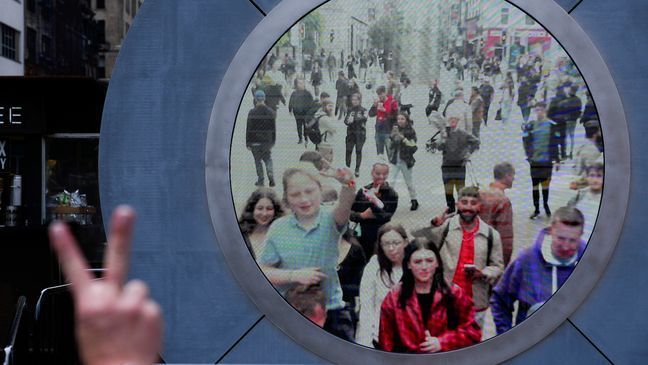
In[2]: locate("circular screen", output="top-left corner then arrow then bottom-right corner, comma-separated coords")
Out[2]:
228,0 -> 603,354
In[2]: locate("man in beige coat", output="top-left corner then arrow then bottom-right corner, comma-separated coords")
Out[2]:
414,186 -> 504,328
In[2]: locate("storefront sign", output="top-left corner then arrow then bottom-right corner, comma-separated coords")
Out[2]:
0,106 -> 22,125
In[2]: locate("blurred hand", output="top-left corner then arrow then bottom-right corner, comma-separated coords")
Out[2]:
464,265 -> 484,281
48,206 -> 162,365
359,208 -> 375,220
419,331 -> 441,353
431,208 -> 451,227
290,268 -> 327,286
321,167 -> 354,185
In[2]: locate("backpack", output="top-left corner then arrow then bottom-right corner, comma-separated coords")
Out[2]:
305,115 -> 324,145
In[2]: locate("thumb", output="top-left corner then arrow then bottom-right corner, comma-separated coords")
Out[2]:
425,330 -> 431,337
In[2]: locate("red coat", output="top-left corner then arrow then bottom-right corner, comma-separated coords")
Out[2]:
378,284 -> 481,353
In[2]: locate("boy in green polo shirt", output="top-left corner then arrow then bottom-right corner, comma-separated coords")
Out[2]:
260,166 -> 356,340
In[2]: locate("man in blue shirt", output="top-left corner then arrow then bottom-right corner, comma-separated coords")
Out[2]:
490,206 -> 586,334
523,102 -> 560,219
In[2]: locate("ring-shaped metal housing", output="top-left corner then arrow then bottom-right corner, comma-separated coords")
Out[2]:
205,0 -> 630,363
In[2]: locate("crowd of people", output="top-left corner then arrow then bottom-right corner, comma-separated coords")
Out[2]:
235,39 -> 604,353
40,48 -> 605,365
238,42 -> 603,353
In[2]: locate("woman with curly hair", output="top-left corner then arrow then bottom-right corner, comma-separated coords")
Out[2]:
238,188 -> 284,259
378,239 -> 481,353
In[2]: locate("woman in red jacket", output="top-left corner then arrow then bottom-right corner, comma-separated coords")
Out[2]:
378,239 -> 481,353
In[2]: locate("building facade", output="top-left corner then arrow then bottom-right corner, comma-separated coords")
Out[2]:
466,0 -> 552,63
319,0 -> 376,62
93,0 -> 143,79
0,0 -> 24,75
24,0 -> 98,76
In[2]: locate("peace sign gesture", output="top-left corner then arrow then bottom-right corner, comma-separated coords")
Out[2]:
48,206 -> 162,365
319,166 -> 355,185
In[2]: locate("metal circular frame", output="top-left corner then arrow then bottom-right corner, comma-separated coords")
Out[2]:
205,0 -> 630,363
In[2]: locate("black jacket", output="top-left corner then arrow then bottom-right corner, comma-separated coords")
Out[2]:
350,182 -> 399,233
428,86 -> 442,112
246,104 -> 276,147
548,92 -> 570,125
479,83 -> 495,105
580,99 -> 597,125
344,106 -> 368,134
336,78 -> 350,99
389,124 -> 418,168
440,128 -> 479,166
564,94 -> 583,122
288,89 -> 314,118
264,84 -> 285,111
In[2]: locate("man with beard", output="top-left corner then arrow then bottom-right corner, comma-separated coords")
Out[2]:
414,186 -> 504,328
350,162 -> 399,259
430,163 -> 515,267
490,206 -> 586,334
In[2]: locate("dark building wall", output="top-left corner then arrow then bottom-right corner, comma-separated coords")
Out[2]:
24,0 -> 99,76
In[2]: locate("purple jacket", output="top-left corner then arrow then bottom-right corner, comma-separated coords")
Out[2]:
490,228 -> 586,334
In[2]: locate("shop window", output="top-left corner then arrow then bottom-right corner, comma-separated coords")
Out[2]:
26,27 -> 36,61
1,23 -> 19,62
45,136 -> 102,227
97,20 -> 105,43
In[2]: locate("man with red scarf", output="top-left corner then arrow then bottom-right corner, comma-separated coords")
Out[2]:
414,186 -> 504,328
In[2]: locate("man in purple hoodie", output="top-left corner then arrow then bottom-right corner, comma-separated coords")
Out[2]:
490,206 -> 586,334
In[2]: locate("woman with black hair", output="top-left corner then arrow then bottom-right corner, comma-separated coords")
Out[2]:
238,188 -> 285,259
389,112 -> 419,210
378,239 -> 481,353
355,223 -> 406,347
344,93 -> 368,177
337,229 -> 367,335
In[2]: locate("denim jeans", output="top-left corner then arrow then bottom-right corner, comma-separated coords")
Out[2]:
375,130 -> 390,155
390,159 -> 417,200
250,144 -> 273,183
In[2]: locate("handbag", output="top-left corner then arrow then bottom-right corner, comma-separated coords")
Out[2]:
495,108 -> 502,121
466,160 -> 480,187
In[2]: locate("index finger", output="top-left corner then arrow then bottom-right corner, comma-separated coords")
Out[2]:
318,170 -> 336,178
49,222 -> 92,296
104,205 -> 136,288
319,158 -> 332,171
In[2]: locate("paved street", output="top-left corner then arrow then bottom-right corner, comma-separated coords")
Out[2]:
230,66 -> 596,340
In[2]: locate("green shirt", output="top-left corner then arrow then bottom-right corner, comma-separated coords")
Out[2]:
260,206 -> 346,309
